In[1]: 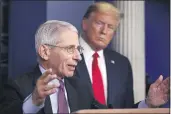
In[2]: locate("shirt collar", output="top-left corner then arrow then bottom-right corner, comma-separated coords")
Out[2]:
39,65 -> 46,74
79,35 -> 104,60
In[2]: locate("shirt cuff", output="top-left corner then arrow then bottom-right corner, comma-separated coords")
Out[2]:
138,100 -> 149,108
23,94 -> 45,113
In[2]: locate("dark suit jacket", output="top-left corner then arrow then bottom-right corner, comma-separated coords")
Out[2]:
75,48 -> 134,108
0,66 -> 107,114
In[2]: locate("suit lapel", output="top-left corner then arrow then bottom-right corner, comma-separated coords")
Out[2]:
64,78 -> 78,112
104,49 -> 119,107
76,54 -> 92,91
32,65 -> 42,86
44,96 -> 53,113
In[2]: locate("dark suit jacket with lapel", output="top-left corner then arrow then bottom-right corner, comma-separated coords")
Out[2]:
75,48 -> 134,108
0,66 -> 107,114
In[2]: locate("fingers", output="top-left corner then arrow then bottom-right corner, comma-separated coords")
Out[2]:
39,83 -> 58,97
163,94 -> 169,103
32,68 -> 59,105
161,77 -> 170,94
43,84 -> 57,96
43,89 -> 56,97
158,77 -> 170,92
40,69 -> 57,84
40,68 -> 53,80
163,77 -> 170,86
146,75 -> 170,107
43,74 -> 57,84
153,75 -> 163,87
44,84 -> 58,91
157,83 -> 169,97
160,84 -> 169,93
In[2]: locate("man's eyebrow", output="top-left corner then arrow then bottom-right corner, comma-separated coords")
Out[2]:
60,44 -> 76,47
67,45 -> 77,47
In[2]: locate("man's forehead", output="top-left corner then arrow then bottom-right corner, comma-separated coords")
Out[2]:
56,39 -> 79,46
55,30 -> 78,44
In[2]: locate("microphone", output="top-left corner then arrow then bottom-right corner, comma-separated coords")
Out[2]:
91,100 -> 108,109
108,104 -> 113,109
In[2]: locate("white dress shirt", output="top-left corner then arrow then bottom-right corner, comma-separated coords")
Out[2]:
22,65 -> 70,113
79,37 -> 108,102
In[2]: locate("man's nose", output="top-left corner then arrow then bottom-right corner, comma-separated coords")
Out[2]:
73,49 -> 82,62
101,24 -> 108,34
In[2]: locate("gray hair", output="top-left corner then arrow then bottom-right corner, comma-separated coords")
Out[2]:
35,20 -> 78,62
35,20 -> 78,53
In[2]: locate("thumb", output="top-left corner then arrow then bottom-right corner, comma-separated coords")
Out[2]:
153,75 -> 163,87
41,68 -> 53,79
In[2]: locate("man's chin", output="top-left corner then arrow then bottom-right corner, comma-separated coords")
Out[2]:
65,72 -> 74,77
94,44 -> 107,51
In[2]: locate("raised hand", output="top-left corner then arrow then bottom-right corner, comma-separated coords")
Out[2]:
32,69 -> 59,106
146,75 -> 170,107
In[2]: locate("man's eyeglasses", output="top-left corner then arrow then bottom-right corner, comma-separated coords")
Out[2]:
45,44 -> 84,54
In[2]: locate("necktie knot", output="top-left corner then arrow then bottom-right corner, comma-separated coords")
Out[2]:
59,80 -> 64,89
93,52 -> 99,59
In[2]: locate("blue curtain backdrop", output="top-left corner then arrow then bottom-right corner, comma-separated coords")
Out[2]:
145,0 -> 170,82
8,1 -> 46,78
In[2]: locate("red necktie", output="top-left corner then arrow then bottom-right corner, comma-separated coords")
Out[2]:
92,52 -> 106,105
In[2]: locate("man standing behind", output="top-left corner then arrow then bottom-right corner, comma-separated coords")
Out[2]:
77,1 -> 169,108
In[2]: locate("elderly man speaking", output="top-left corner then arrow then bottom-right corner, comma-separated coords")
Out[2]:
0,20 -> 106,114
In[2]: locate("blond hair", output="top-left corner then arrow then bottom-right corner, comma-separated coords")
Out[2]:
83,1 -> 120,21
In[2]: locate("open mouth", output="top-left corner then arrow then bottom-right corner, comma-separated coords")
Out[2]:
67,64 -> 76,71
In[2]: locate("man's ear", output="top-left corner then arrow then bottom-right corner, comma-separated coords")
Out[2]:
38,45 -> 50,61
82,19 -> 88,31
